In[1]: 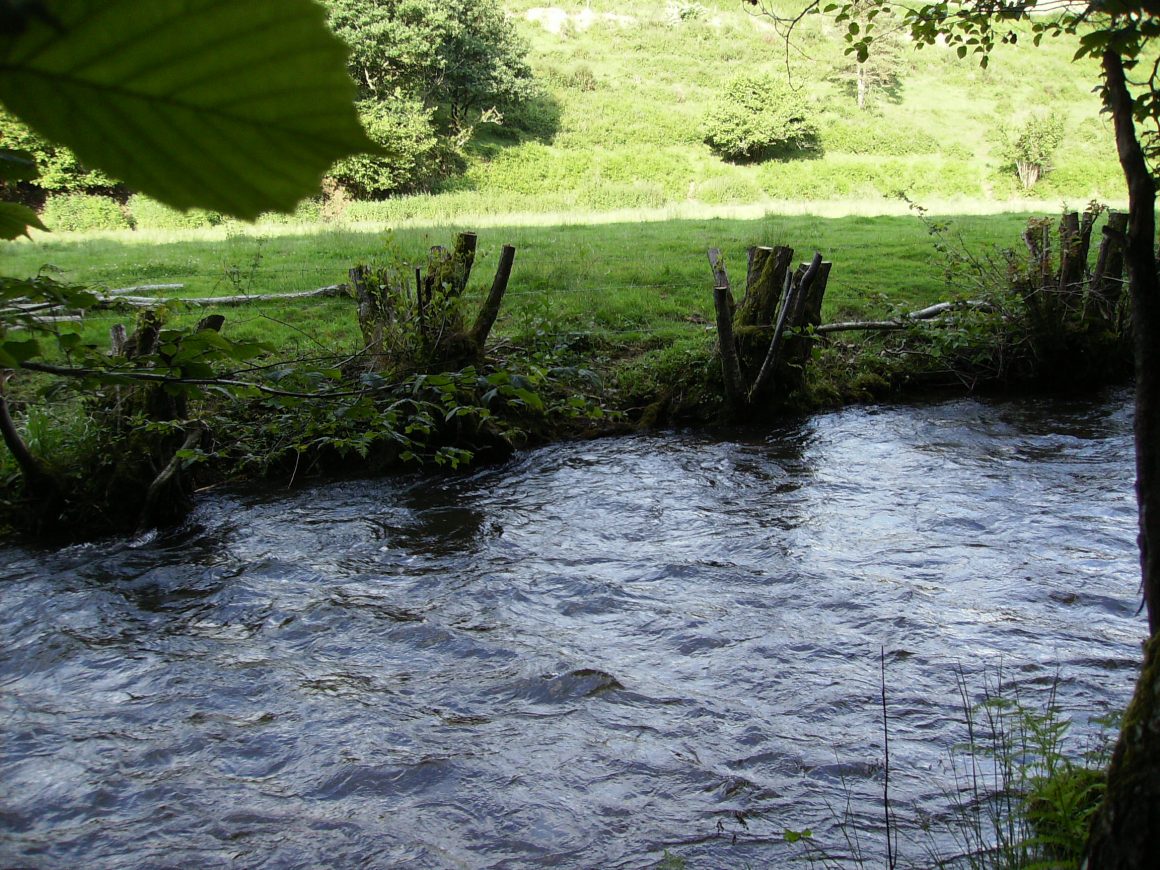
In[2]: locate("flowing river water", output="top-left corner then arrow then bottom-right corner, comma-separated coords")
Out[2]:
0,390 -> 1146,868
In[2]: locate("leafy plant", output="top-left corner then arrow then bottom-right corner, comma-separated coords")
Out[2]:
41,192 -> 129,232
1000,113 -> 1066,189
941,670 -> 1113,870
0,0 -> 372,220
329,95 -> 440,198
703,72 -> 819,161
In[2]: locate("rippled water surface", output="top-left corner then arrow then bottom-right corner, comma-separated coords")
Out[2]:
0,391 -> 1146,868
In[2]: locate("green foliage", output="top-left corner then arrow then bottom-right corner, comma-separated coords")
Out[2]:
127,194 -> 221,231
692,174 -> 765,204
0,0 -> 372,220
664,1 -> 710,26
819,116 -> 940,156
1000,113 -> 1066,189
329,96 -> 440,198
758,155 -> 982,199
944,672 -> 1114,870
322,0 -> 537,132
703,72 -> 819,161
41,193 -> 129,232
0,108 -> 115,194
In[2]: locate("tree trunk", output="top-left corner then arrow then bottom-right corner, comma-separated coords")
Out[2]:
1084,47 -> 1160,869
1085,633 -> 1160,868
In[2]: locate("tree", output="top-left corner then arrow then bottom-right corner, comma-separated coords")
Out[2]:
319,0 -> 536,196
1001,112 -> 1066,188
322,0 -> 536,132
703,72 -> 818,161
749,0 -> 1160,864
827,1 -> 908,109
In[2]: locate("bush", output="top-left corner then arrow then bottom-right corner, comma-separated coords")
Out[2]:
703,72 -> 819,161
1000,112 -> 1066,189
41,193 -> 130,232
327,96 -> 439,198
128,194 -> 221,230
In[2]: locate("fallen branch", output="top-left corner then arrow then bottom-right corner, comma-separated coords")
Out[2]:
18,359 -> 397,401
138,422 -> 205,532
106,283 -> 186,295
816,300 -> 992,334
93,285 -> 347,309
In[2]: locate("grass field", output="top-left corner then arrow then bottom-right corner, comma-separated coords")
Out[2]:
5,209 -> 1050,361
33,1 -> 1132,233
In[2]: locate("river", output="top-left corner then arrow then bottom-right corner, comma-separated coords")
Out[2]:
0,390 -> 1145,868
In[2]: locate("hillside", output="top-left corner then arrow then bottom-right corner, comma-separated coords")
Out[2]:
341,0 -> 1124,224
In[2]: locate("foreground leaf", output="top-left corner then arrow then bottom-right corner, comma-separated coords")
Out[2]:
0,0 -> 374,219
0,201 -> 46,238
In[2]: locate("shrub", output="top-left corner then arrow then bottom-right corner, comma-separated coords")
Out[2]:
41,193 -> 129,232
327,96 -> 439,198
703,72 -> 819,161
1000,113 -> 1066,189
128,194 -> 221,230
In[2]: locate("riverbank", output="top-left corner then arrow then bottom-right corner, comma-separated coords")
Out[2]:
0,208 -> 1134,540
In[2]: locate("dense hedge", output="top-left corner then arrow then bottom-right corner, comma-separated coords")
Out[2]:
42,194 -> 130,232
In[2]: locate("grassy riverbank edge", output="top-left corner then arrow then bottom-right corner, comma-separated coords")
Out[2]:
0,207 -> 1135,540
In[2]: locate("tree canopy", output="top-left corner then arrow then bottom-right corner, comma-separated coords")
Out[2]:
322,0 -> 536,136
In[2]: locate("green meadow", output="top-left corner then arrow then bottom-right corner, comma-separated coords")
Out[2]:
32,0 -> 1127,233
4,210 -> 1043,360
1,0 -> 1139,483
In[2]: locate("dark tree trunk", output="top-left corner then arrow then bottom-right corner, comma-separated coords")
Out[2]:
1085,48 -> 1160,869
1101,48 -> 1160,636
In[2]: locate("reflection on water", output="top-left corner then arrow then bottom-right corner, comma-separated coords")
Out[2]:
0,389 -> 1144,868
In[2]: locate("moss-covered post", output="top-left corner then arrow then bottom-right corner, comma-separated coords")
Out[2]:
708,248 -> 745,412
707,245 -> 831,417
350,232 -> 516,372
1085,633 -> 1160,868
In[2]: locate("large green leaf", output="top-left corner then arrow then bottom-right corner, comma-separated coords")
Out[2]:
0,201 -> 46,239
0,0 -> 375,219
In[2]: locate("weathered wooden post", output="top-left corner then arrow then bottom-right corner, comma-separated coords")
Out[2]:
707,244 -> 832,417
1091,210 -> 1128,320
350,232 -> 515,372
